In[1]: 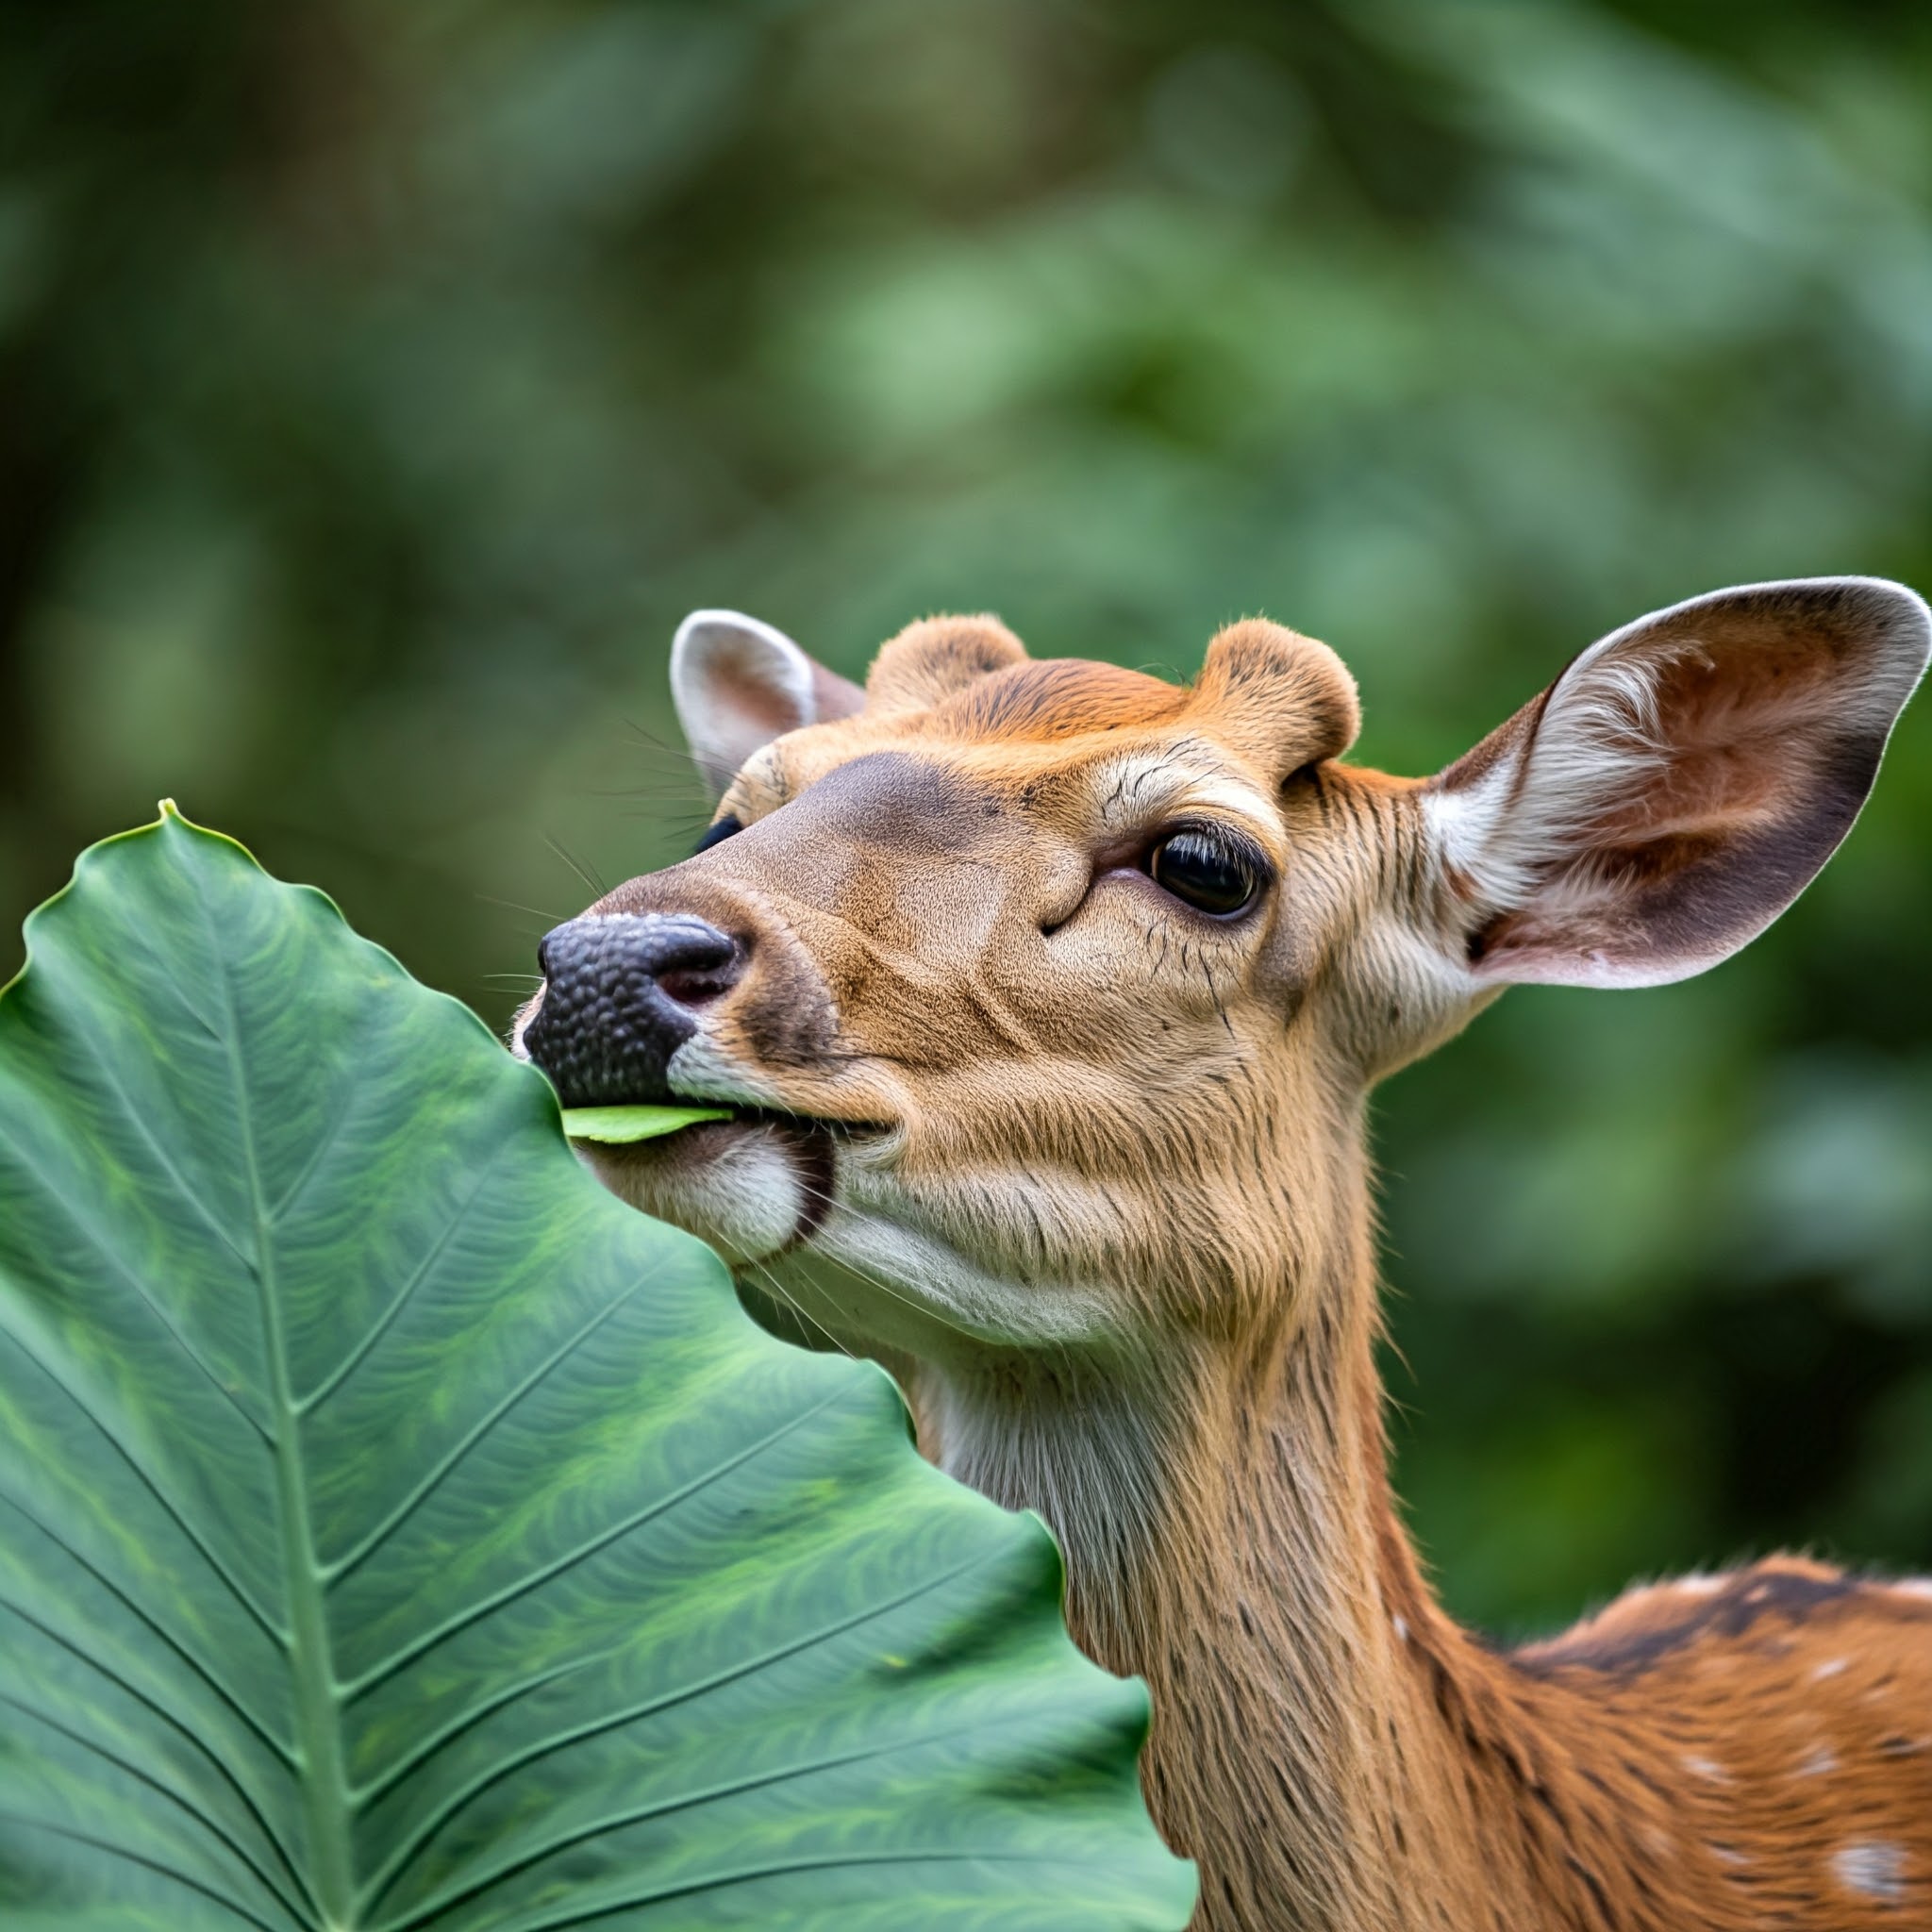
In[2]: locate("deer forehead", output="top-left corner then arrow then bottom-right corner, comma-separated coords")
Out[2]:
724,648 -> 1346,849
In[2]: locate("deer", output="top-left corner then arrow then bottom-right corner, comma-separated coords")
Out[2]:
513,576 -> 1932,1932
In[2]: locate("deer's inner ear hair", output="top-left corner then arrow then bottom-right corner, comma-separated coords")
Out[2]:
693,814 -> 743,855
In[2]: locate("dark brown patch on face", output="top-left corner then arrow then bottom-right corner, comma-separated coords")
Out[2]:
728,927 -> 842,1072
676,749 -> 1016,1071
774,1124 -> 840,1254
941,658 -> 1190,742
760,748 -> 995,853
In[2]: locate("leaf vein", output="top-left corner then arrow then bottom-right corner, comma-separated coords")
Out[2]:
375,1710 -> 1047,1932
0,1584 -> 304,1877
0,1691 -> 314,1926
292,1141 -> 511,1418
461,1850 -> 1100,1932
0,1329 -> 286,1642
339,1388 -> 847,1705
264,1074 -> 358,1225
42,994 -> 261,1274
358,1548 -> 993,1917
322,1260 -> 651,1587
193,861 -> 359,1924
0,1810 -> 288,1932
0,1140 -> 273,1441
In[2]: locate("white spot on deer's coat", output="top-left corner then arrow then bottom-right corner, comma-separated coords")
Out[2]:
1392,1614 -> 1408,1642
1682,1755 -> 1727,1782
1711,1844 -> 1749,1869
1797,1744 -> 1837,1776
1811,1657 -> 1848,1681
1834,1841 -> 1906,1903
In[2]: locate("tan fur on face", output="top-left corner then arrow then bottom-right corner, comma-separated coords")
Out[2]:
617,620 -> 1420,1365
524,584 -> 1931,1932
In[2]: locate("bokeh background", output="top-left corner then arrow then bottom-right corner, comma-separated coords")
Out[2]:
5,0 -> 1930,1637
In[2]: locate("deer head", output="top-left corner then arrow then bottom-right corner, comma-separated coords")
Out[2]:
512,580 -> 1930,1932
516,581 -> 1924,1368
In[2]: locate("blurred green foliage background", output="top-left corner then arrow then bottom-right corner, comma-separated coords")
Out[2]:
4,0 -> 1930,1638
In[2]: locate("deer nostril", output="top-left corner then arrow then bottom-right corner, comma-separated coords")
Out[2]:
657,966 -> 733,1007
523,912 -> 742,1108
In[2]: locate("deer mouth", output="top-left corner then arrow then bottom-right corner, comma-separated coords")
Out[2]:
574,1103 -> 891,1264
589,1101 -> 889,1146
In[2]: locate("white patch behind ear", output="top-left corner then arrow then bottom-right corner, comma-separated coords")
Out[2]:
671,609 -> 859,795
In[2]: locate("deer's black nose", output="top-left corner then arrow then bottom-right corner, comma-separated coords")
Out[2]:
523,913 -> 741,1108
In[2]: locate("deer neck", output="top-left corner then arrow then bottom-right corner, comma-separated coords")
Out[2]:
901,1162 -> 1508,1932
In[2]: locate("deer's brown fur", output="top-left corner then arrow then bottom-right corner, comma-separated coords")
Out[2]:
516,581 -> 1932,1930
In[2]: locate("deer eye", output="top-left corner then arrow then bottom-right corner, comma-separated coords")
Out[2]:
693,814 -> 742,854
1147,826 -> 1265,917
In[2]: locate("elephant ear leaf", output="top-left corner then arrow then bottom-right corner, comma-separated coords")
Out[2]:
0,807 -> 1195,1932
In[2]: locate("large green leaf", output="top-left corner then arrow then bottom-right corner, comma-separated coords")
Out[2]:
0,809 -> 1193,1932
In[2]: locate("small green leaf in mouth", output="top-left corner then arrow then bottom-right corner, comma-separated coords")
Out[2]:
561,1101 -> 734,1142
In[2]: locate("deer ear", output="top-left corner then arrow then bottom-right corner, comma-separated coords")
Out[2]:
670,609 -> 867,795
1424,577 -> 1929,989
865,614 -> 1029,714
1192,619 -> 1360,777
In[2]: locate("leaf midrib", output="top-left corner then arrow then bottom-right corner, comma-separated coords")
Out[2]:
201,880 -> 350,1931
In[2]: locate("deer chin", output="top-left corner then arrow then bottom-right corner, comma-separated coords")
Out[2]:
572,1113 -> 842,1271
760,1170 -> 1129,1361
584,1116 -> 1117,1358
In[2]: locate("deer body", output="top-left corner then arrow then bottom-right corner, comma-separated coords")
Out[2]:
909,1228 -> 1932,1931
517,582 -> 1932,1929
